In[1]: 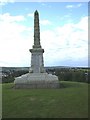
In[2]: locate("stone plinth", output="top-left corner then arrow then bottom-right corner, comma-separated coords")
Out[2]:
14,73 -> 60,88
30,48 -> 45,73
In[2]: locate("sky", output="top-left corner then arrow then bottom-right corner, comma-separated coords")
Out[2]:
0,0 -> 88,67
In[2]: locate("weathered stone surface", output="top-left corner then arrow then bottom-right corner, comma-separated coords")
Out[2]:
14,73 -> 60,88
14,83 -> 60,89
29,48 -> 45,73
30,10 -> 45,74
15,73 -> 58,82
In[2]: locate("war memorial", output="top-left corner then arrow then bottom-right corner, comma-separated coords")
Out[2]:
14,10 -> 60,88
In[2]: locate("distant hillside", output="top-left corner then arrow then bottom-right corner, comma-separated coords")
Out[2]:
1,66 -> 89,83
2,67 -> 29,72
2,66 -> 89,72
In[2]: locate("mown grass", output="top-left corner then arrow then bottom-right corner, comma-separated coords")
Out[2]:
0,84 -> 2,119
2,81 -> 88,118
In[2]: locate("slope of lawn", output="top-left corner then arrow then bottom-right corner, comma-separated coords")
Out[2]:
0,84 -> 2,119
2,81 -> 88,118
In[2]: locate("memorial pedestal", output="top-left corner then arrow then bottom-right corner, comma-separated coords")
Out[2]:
14,73 -> 60,88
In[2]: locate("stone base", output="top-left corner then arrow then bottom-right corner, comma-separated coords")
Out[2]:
14,73 -> 60,89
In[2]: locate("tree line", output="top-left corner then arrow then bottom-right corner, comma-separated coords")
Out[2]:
2,68 -> 89,83
47,68 -> 89,83
2,70 -> 28,83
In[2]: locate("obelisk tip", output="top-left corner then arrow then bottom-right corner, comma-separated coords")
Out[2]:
35,10 -> 38,14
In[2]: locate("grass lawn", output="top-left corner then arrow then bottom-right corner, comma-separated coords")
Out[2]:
2,81 -> 88,118
0,84 -> 2,119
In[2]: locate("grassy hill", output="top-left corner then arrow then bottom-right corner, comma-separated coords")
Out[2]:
2,81 -> 88,118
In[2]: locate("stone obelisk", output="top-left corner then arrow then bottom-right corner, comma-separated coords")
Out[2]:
33,10 -> 41,48
14,10 -> 60,88
29,10 -> 45,73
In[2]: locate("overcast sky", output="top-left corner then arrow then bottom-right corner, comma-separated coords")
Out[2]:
0,0 -> 88,67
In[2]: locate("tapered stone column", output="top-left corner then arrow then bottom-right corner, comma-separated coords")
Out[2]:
29,10 -> 45,73
33,10 -> 41,48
